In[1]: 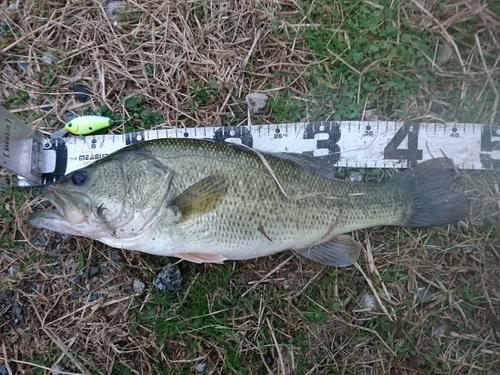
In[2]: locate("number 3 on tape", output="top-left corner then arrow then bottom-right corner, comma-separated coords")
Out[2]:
383,123 -> 423,167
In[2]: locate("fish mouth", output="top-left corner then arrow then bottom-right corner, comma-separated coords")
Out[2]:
29,186 -> 95,236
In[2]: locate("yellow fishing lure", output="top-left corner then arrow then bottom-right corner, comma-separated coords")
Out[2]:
64,116 -> 111,135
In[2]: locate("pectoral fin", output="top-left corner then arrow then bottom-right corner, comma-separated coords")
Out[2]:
298,235 -> 362,267
177,252 -> 228,264
172,174 -> 227,223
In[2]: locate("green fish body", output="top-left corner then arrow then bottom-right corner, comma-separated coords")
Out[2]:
29,139 -> 469,266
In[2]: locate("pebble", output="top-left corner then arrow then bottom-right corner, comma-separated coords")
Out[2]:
88,294 -> 100,302
347,171 -> 364,182
30,237 -> 47,248
1,20 -> 10,32
359,293 -> 376,312
465,246 -> 479,254
88,266 -> 100,278
416,287 -> 434,303
52,363 -> 68,375
105,1 -> 126,21
12,302 -> 23,324
363,108 -> 378,121
432,323 -> 457,337
425,237 -> 438,248
0,362 -> 17,375
42,51 -> 55,64
436,43 -> 453,65
110,249 -> 121,263
3,66 -> 13,76
72,85 -> 91,102
7,2 -> 18,11
153,263 -> 182,291
245,92 -> 269,115
195,358 -> 207,373
132,279 -> 145,293
15,62 -> 28,72
41,100 -> 53,112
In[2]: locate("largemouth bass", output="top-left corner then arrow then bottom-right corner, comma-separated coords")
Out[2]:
29,139 -> 469,267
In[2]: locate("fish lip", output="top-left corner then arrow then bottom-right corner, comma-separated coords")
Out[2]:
40,185 -> 93,224
41,185 -> 65,216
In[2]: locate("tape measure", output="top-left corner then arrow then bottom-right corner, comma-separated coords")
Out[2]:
0,104 -> 498,186
37,121 -> 499,185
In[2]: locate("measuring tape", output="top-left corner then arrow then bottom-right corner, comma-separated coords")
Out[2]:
0,103 -> 498,186
36,121 -> 499,185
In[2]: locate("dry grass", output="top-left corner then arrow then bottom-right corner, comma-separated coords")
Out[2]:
1,0 -> 500,374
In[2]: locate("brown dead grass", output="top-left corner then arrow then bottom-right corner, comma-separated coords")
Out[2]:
1,0 -> 500,374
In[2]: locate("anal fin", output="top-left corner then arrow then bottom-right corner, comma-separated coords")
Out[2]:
297,235 -> 361,267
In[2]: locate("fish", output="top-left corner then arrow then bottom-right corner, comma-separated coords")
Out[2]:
29,138 -> 470,267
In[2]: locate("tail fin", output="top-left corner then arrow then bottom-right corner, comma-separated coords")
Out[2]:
393,158 -> 469,227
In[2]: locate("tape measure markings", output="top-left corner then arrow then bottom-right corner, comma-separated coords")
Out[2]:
38,121 -> 500,184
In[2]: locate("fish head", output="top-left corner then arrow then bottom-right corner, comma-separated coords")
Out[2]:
29,148 -> 174,240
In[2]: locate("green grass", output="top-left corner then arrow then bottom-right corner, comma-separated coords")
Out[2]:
287,0 -> 437,121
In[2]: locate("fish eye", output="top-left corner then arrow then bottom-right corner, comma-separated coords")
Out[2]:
71,170 -> 88,185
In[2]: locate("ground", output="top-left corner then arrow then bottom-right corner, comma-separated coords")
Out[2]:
1,1 -> 500,374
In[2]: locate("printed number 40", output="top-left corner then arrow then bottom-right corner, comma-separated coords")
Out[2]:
383,123 -> 423,167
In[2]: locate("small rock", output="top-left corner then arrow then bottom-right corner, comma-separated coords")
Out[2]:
7,266 -> 15,275
1,20 -> 10,32
347,171 -> 363,182
425,237 -> 438,248
359,293 -> 376,312
195,358 -> 207,373
110,249 -> 121,263
42,51 -> 55,64
64,257 -> 75,269
88,266 -> 100,278
12,302 -> 24,324
15,62 -> 28,72
3,66 -> 13,76
72,85 -> 91,102
363,108 -> 378,121
124,285 -> 134,294
41,99 -> 53,112
52,363 -> 69,375
245,92 -> 269,115
436,43 -> 453,65
30,237 -> 47,248
7,2 -> 18,11
0,361 -> 17,375
416,287 -> 434,303
70,292 -> 79,300
88,294 -> 100,302
465,246 -> 479,254
432,323 -> 457,337
264,349 -> 274,366
48,247 -> 61,258
105,1 -> 126,21
132,279 -> 145,293
153,263 -> 182,291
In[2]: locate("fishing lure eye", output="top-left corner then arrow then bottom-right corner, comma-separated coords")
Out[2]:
71,170 -> 88,185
